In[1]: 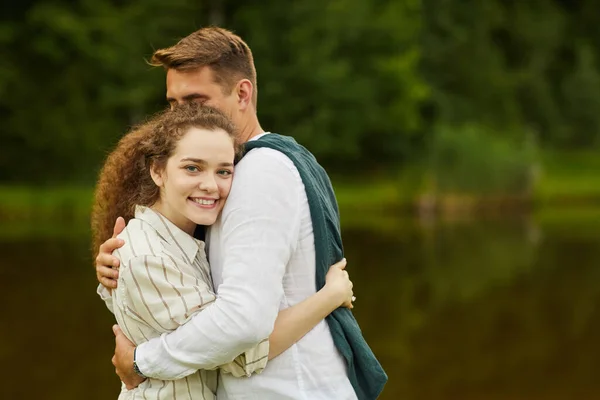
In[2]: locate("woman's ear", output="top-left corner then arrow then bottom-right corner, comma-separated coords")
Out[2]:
150,163 -> 164,187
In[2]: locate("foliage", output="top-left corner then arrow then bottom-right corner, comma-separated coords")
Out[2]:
430,124 -> 537,195
231,0 -> 428,168
2,0 -> 600,187
0,0 -> 207,183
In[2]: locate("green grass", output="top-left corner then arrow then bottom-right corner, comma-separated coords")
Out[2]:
334,180 -> 410,210
534,151 -> 600,205
535,206 -> 600,225
0,186 -> 93,222
332,165 -> 425,212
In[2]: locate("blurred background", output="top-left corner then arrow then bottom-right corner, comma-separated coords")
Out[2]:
2,0 -> 600,399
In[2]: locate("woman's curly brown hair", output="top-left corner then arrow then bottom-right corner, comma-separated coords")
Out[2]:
91,103 -> 240,257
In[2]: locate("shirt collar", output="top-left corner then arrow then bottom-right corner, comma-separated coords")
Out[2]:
134,205 -> 203,262
248,132 -> 270,142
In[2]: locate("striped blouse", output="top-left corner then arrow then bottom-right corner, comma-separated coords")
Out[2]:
105,206 -> 269,399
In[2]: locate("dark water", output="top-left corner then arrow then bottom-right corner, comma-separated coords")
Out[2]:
2,209 -> 600,399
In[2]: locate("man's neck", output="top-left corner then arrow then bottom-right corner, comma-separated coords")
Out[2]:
238,115 -> 264,143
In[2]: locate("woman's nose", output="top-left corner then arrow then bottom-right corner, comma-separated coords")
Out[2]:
198,175 -> 218,192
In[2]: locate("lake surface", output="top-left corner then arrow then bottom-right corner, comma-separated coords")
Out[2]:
1,208 -> 599,399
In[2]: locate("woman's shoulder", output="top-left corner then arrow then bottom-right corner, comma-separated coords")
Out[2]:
114,218 -> 166,265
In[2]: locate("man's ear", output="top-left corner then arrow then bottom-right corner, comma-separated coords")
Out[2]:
236,79 -> 254,110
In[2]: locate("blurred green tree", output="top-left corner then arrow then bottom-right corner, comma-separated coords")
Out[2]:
1,0 -> 428,183
231,0 -> 428,170
3,0 -> 600,186
0,0 -> 207,183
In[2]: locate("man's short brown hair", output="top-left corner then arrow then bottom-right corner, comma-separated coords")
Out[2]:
150,27 -> 258,106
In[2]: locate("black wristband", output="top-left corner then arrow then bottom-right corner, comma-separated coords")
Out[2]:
133,348 -> 147,379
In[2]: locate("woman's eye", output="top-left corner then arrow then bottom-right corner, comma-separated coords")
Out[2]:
185,165 -> 199,173
218,169 -> 232,176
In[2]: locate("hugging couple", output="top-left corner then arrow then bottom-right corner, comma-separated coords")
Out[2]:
92,27 -> 387,400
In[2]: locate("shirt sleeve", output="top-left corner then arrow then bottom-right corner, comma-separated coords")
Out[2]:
119,254 -> 216,333
136,149 -> 302,380
97,284 -> 114,314
216,338 -> 270,377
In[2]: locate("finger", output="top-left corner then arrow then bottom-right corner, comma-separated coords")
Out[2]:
342,295 -> 356,309
98,266 -> 119,280
96,256 -> 119,270
98,273 -> 117,288
99,237 -> 125,254
113,217 -> 126,238
343,270 -> 349,279
96,253 -> 120,269
99,238 -> 120,253
97,265 -> 119,279
112,355 -> 117,367
113,324 -> 123,337
113,326 -> 135,348
100,277 -> 117,289
331,258 -> 347,270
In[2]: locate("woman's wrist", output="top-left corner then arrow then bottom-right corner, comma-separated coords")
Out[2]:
320,283 -> 343,309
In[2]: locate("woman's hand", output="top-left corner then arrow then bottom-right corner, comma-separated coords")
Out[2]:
267,258 -> 355,360
324,258 -> 354,309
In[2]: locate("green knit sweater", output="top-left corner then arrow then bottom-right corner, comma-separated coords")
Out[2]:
244,134 -> 388,400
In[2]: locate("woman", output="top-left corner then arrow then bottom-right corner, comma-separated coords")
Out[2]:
91,104 -> 354,399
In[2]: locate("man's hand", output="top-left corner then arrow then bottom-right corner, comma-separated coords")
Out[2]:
96,217 -> 126,290
112,325 -> 145,390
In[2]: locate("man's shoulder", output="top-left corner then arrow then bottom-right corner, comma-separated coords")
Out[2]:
243,133 -> 317,168
245,133 -> 307,155
238,146 -> 300,179
242,145 -> 295,165
225,143 -> 306,211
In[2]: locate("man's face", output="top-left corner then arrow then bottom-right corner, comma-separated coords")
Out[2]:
166,67 -> 239,122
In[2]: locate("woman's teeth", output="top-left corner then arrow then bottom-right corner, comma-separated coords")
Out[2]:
192,198 -> 215,205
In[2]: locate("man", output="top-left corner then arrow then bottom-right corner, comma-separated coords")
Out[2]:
96,27 -> 386,399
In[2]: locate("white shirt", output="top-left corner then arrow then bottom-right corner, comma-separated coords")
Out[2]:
136,133 -> 357,399
104,206 -> 269,399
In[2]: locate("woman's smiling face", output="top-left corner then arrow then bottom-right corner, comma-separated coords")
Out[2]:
150,126 -> 235,235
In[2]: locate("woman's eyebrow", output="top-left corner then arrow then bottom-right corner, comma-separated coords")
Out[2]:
180,157 -> 207,164
180,158 -> 233,167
